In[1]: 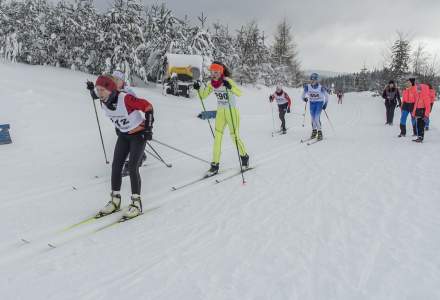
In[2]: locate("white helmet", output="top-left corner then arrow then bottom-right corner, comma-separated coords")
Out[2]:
112,70 -> 125,81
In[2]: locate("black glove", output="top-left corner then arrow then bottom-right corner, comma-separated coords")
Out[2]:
287,107 -> 291,113
322,103 -> 327,110
303,98 -> 308,103
142,131 -> 153,141
193,81 -> 200,90
269,95 -> 274,102
90,90 -> 99,100
223,80 -> 232,89
87,81 -> 99,100
86,81 -> 95,90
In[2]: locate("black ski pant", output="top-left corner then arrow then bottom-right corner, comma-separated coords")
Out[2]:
385,100 -> 396,124
112,132 -> 147,195
414,108 -> 426,140
278,103 -> 288,130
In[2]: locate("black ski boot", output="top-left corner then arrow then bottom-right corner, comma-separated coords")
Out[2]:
206,162 -> 219,176
398,124 -> 406,137
310,129 -> 317,139
240,154 -> 250,169
412,137 -> 423,143
317,130 -> 323,141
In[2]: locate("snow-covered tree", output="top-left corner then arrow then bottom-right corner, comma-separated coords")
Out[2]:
234,21 -> 272,84
389,32 -> 411,84
271,19 -> 302,86
137,3 -> 188,82
211,22 -> 237,67
357,65 -> 370,91
98,0 -> 146,83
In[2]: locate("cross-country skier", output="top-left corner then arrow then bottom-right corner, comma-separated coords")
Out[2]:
193,61 -> 249,176
87,71 -> 147,177
269,84 -> 292,134
87,75 -> 154,219
425,83 -> 436,130
382,80 -> 401,125
302,73 -> 329,141
398,77 -> 418,137
113,70 -> 136,96
112,70 -> 147,175
336,90 -> 344,104
411,81 -> 431,143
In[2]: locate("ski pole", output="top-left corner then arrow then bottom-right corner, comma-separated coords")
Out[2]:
146,141 -> 172,168
196,81 -> 215,139
226,88 -> 246,184
151,138 -> 210,165
89,92 -> 109,164
270,98 -> 276,137
301,102 -> 307,127
324,110 -> 336,133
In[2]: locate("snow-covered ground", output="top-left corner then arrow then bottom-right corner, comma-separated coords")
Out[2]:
1,61 -> 440,300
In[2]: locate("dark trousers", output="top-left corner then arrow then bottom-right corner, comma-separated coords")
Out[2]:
112,132 -> 147,195
415,117 -> 425,139
278,103 -> 288,130
385,100 -> 396,124
414,108 -> 426,140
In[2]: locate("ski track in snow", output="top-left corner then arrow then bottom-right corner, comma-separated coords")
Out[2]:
1,62 -> 440,300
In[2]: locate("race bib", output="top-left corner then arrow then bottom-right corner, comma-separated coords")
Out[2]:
215,91 -> 229,105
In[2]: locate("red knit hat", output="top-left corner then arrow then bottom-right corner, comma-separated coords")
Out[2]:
96,75 -> 117,92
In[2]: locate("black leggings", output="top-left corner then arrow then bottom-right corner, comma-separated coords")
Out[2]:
278,103 -> 288,130
111,133 -> 146,195
385,100 -> 396,124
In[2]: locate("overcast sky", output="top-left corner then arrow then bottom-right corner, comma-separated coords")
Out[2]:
87,0 -> 440,72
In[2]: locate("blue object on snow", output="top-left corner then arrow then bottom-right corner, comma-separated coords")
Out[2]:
197,111 -> 217,120
0,124 -> 12,145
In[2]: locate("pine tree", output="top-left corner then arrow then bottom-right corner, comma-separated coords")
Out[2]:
234,21 -> 271,84
98,0 -> 146,83
138,3 -> 188,82
357,64 -> 370,91
271,19 -> 302,86
211,22 -> 238,72
389,32 -> 411,85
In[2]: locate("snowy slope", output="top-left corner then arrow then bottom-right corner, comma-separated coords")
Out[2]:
1,61 -> 440,300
